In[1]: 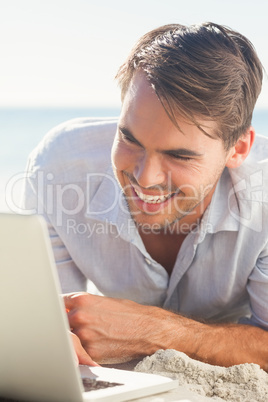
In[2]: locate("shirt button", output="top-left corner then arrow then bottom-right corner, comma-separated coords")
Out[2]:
144,257 -> 152,265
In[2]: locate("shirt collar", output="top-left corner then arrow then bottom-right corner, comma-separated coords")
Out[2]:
199,167 -> 240,240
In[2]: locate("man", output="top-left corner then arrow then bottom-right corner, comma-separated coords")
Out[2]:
21,22 -> 268,370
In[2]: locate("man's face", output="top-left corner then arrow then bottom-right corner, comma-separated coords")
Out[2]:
111,72 -> 232,231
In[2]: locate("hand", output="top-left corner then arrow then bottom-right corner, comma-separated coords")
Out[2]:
64,292 -> 164,364
69,330 -> 100,366
64,292 -> 268,370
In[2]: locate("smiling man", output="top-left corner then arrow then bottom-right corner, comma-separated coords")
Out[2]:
21,22 -> 268,369
112,70 -> 243,274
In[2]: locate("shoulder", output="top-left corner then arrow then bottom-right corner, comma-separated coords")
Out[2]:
227,134 -> 268,234
229,134 -> 268,187
248,134 -> 268,163
26,117 -> 118,179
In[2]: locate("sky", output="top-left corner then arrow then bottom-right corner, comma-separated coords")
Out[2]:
0,0 -> 267,109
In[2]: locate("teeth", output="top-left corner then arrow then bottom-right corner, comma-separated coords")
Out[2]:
134,189 -> 172,204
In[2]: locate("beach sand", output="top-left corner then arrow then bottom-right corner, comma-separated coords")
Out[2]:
134,349 -> 268,401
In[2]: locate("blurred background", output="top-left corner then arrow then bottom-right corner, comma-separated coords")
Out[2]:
1,0 -> 267,211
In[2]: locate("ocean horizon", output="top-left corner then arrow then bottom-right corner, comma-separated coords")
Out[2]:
1,107 -> 267,212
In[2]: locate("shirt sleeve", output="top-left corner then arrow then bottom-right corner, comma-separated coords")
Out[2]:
239,243 -> 268,330
19,161 -> 88,294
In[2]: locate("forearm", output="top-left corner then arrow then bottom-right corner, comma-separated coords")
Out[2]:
143,306 -> 268,371
64,293 -> 268,369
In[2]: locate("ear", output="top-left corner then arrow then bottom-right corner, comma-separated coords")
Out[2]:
225,127 -> 255,169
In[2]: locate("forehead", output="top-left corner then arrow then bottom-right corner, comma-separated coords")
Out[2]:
119,71 -> 221,151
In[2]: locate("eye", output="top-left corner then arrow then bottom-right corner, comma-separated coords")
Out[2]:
167,153 -> 192,161
122,133 -> 136,144
120,130 -> 141,146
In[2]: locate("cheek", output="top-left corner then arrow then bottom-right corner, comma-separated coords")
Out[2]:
165,161 -> 201,188
111,141 -> 137,171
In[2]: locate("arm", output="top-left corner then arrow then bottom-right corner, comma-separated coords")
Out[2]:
64,292 -> 268,370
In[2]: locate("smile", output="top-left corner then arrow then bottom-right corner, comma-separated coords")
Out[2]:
134,188 -> 174,204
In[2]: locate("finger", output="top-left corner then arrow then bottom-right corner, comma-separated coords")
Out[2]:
78,348 -> 100,366
63,292 -> 87,310
70,332 -> 100,367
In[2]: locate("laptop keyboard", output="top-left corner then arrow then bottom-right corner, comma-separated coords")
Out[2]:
82,378 -> 123,392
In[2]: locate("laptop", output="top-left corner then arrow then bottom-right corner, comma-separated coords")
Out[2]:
0,213 -> 187,402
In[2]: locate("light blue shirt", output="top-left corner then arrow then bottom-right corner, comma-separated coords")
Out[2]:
21,117 -> 268,330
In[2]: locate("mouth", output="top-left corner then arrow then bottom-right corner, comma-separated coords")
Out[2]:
133,188 -> 175,204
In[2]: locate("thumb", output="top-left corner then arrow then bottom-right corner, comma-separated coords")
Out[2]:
70,332 -> 100,367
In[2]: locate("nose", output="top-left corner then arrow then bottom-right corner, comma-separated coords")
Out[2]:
133,154 -> 166,188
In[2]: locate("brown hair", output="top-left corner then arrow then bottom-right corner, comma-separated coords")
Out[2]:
115,22 -> 263,149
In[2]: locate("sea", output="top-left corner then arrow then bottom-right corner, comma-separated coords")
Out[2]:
1,107 -> 267,212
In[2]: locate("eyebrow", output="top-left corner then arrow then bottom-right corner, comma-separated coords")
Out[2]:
118,125 -> 204,158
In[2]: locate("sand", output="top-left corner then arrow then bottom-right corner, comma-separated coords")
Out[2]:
134,349 -> 268,401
